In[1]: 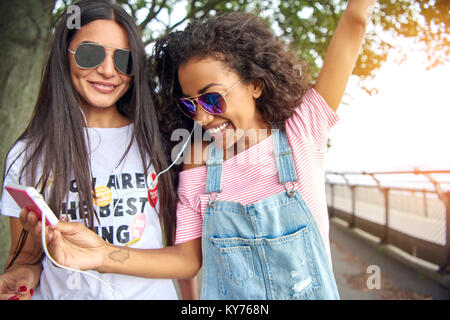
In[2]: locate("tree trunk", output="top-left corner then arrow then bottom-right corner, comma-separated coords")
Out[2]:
0,0 -> 56,270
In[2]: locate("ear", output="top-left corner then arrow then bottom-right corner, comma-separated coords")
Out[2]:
251,79 -> 263,99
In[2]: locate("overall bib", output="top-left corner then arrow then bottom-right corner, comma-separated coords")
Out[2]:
200,129 -> 340,300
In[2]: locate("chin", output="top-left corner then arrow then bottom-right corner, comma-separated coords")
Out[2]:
85,97 -> 120,108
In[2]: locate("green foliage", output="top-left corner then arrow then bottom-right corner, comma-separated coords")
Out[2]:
276,1 -> 346,79
53,0 -> 449,79
0,215 -> 11,271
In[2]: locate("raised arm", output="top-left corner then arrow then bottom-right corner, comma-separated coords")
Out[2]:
314,0 -> 376,111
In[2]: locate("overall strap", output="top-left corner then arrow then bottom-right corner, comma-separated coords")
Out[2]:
205,141 -> 223,194
272,129 -> 298,184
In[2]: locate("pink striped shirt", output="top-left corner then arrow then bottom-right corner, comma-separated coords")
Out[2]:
175,88 -> 339,258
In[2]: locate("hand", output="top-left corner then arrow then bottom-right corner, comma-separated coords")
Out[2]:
45,221 -> 107,272
0,267 -> 38,300
19,208 -> 66,243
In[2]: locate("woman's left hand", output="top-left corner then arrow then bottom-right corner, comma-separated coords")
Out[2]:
0,266 -> 39,300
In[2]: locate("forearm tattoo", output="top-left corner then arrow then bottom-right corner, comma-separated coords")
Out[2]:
109,249 -> 130,264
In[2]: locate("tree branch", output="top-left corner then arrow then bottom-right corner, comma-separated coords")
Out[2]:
165,0 -> 225,34
139,0 -> 168,32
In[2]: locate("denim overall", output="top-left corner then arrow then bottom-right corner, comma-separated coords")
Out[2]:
200,129 -> 340,300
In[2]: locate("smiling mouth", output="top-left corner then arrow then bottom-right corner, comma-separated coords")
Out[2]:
206,121 -> 231,135
89,81 -> 118,93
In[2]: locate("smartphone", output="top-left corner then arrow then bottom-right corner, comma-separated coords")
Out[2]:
4,183 -> 59,227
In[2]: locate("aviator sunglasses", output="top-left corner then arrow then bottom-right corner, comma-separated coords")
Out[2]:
68,42 -> 133,75
177,79 -> 242,118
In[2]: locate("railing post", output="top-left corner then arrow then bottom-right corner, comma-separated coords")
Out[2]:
349,185 -> 356,228
329,183 -> 335,218
423,191 -> 428,217
438,191 -> 450,274
380,187 -> 390,244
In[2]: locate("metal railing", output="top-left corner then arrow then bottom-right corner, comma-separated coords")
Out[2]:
325,169 -> 450,274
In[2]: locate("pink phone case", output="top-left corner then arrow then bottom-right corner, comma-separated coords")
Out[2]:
5,184 -> 58,226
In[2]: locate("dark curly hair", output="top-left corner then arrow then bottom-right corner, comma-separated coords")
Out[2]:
151,12 -> 312,173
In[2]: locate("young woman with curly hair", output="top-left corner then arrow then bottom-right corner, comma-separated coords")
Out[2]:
35,0 -> 376,300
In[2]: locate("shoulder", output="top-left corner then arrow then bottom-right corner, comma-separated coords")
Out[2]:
286,88 -> 339,148
7,139 -> 27,158
4,139 -> 28,172
301,87 -> 330,108
288,87 -> 337,127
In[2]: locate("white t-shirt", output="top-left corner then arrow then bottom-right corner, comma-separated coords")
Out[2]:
0,124 -> 178,300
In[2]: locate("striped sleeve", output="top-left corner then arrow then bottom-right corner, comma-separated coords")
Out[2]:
174,200 -> 203,244
286,88 -> 339,149
174,167 -> 207,244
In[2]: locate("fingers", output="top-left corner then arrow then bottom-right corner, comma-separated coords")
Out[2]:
19,208 -> 27,225
0,285 -> 34,300
46,230 -> 66,267
0,267 -> 38,300
2,291 -> 34,300
0,284 -> 16,300
48,229 -> 60,246
53,221 -> 84,234
19,208 -> 39,233
0,293 -> 17,300
15,285 -> 35,300
19,208 -> 46,245
33,220 -> 55,244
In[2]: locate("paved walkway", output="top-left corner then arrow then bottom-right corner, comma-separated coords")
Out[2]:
329,217 -> 450,300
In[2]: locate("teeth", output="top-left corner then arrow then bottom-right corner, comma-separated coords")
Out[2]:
208,122 -> 229,134
94,83 -> 115,89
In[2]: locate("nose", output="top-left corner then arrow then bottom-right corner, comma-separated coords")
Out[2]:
194,102 -> 214,126
96,51 -> 116,78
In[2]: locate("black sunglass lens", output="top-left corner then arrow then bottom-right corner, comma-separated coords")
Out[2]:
178,100 -> 196,117
74,43 -> 105,69
114,49 -> 133,75
198,93 -> 226,114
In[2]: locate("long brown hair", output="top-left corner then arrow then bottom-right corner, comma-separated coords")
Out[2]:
4,0 -> 177,269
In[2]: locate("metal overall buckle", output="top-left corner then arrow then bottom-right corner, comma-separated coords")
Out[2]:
208,193 -> 218,208
284,181 -> 297,198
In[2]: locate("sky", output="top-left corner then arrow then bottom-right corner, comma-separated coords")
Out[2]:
325,43 -> 450,173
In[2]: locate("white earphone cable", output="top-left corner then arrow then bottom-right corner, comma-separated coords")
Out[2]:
149,122 -> 198,189
41,211 -> 123,300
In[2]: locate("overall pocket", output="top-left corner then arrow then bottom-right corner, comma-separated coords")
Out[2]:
263,225 -> 321,299
209,237 -> 259,299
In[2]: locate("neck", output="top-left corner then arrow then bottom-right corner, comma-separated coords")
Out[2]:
81,104 -> 131,128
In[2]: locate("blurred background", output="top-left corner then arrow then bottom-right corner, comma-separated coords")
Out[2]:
0,0 -> 448,299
